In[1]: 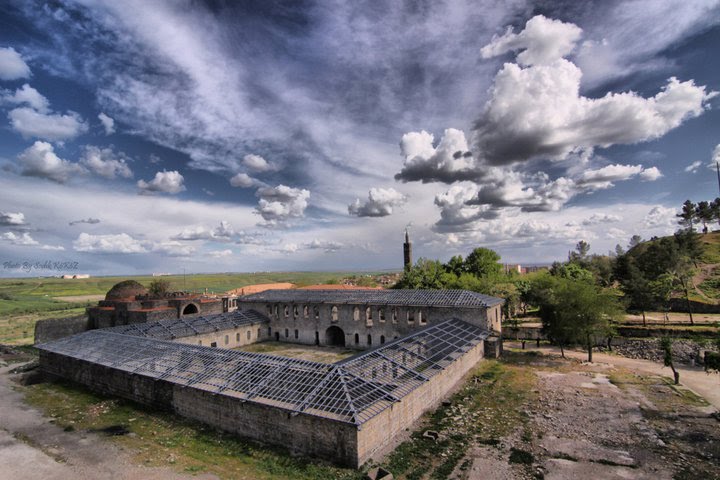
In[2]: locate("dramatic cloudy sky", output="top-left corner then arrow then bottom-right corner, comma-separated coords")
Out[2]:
1,0 -> 720,276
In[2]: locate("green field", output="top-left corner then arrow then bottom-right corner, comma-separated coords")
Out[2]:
0,271 -> 389,345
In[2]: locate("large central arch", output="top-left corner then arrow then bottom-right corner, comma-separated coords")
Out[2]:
324,326 -> 345,347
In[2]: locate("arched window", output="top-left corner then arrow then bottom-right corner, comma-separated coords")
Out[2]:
247,330 -> 251,340
266,304 -> 272,315
303,305 -> 309,317
331,305 -> 339,322
418,310 -> 426,325
285,328 -> 289,338
236,332 -> 240,342
367,334 -> 372,346
353,307 -> 360,321
392,308 -> 398,323
379,308 -> 385,322
224,335 -> 229,345
267,326 -> 272,336
354,333 -> 359,345
407,310 -> 415,323
380,335 -> 385,344
274,304 -> 279,316
366,307 -> 372,320
284,305 -> 289,317
294,329 -> 299,339
314,306 -> 320,319
293,305 -> 299,317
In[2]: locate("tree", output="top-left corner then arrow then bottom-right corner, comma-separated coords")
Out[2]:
660,337 -> 680,385
532,274 -> 621,361
444,255 -> 466,276
549,262 -> 594,284
669,257 -> 696,325
568,240 -> 591,262
464,247 -> 502,279
395,258 -> 450,289
514,279 -> 532,315
628,235 -> 643,250
677,200 -> 697,231
711,198 -> 720,229
148,278 -> 171,297
696,200 -> 713,234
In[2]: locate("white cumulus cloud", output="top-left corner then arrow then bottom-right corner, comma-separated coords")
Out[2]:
242,154 -> 273,172
17,141 -> 85,183
73,232 -> 147,253
0,212 -> 26,226
137,170 -> 185,195
1,84 -> 49,112
80,146 -> 133,179
98,112 -> 115,135
685,160 -> 702,173
255,185 -> 310,226
171,221 -> 234,241
229,172 -> 258,188
8,107 -> 88,141
0,47 -> 31,80
348,187 -> 407,217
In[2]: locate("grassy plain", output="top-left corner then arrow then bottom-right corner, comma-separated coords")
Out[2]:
0,271 -> 387,345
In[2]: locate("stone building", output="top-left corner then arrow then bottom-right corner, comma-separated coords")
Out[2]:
238,288 -> 503,350
86,280 -> 224,329
37,288 -> 503,468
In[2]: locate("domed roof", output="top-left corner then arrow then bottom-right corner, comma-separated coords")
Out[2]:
105,280 -> 148,301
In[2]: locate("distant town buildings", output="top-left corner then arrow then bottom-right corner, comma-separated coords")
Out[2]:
60,274 -> 90,279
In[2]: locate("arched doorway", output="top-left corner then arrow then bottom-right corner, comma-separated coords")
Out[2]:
182,303 -> 199,315
325,326 -> 345,347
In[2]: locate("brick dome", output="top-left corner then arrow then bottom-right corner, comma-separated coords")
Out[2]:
105,280 -> 148,301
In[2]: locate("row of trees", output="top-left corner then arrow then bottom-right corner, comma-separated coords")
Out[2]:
677,198 -> 720,234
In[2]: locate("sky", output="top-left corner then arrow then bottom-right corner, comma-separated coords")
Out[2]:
1,0 -> 720,277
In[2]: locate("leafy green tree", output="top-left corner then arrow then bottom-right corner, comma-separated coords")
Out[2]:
514,279 -> 532,315
669,257 -> 696,325
395,258 -> 450,289
532,274 -> 621,361
677,200 -> 697,231
568,240 -> 590,262
660,337 -> 680,385
444,255 -> 466,276
549,262 -> 594,284
464,247 -> 502,279
696,200 -> 713,234
148,278 -> 171,297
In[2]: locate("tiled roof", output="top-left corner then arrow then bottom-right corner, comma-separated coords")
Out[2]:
239,289 -> 504,308
105,309 -> 269,341
37,318 -> 488,425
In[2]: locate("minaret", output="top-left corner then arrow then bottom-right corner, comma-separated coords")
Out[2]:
403,229 -> 412,270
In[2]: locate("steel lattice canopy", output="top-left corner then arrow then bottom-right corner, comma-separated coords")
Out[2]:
238,289 -> 504,308
37,314 -> 489,426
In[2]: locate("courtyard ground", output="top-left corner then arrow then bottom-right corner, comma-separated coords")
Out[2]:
1,345 -> 718,480
236,341 -> 356,363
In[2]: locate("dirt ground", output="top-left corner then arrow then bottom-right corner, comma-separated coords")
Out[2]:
235,340 -> 356,363
465,349 -> 720,480
0,362 -> 218,480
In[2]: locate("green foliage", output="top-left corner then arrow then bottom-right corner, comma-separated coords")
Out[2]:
148,278 -> 171,296
394,258 -> 451,289
660,337 -> 673,368
464,247 -> 502,278
549,262 -> 594,283
531,274 -> 621,357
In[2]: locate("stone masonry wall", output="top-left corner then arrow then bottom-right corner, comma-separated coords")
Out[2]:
34,315 -> 92,344
239,301 -> 497,350
356,339 -> 485,464
39,349 -> 360,467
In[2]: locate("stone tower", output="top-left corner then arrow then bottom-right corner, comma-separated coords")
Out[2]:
403,229 -> 412,270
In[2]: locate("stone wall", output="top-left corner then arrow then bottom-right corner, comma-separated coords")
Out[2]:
173,322 -> 269,348
34,315 -> 91,344
356,339 -> 485,464
39,349 -> 359,466
240,300 -> 497,350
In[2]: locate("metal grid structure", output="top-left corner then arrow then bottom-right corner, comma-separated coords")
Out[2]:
239,289 -> 504,308
105,310 -> 269,341
37,318 -> 488,425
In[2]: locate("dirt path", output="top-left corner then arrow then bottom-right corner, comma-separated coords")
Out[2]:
0,364 -> 217,480
509,342 -> 720,410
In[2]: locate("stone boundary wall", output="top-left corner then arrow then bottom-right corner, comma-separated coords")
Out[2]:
356,339 -> 485,465
35,315 -> 91,344
39,349 -> 359,466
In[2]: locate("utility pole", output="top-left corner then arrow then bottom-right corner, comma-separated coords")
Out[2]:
716,161 -> 720,195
